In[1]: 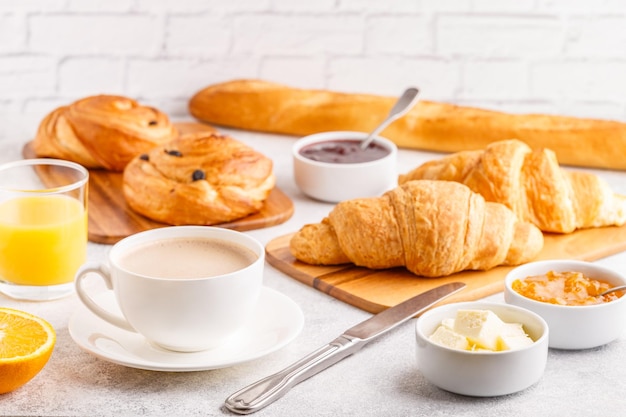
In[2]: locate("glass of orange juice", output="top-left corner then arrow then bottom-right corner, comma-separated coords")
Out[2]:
0,159 -> 88,300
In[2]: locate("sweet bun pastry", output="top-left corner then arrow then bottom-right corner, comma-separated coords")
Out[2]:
122,131 -> 276,225
33,95 -> 178,171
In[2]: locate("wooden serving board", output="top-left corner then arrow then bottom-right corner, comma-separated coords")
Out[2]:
22,122 -> 294,244
266,226 -> 626,313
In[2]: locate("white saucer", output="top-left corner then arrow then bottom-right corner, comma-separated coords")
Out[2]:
68,287 -> 304,372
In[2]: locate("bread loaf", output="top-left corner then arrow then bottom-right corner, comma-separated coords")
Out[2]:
189,79 -> 626,170
34,95 -> 178,171
123,131 -> 275,225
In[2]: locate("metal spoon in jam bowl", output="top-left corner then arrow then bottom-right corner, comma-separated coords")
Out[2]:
359,87 -> 420,150
598,284 -> 626,297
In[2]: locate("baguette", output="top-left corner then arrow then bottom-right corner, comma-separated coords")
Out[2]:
189,79 -> 626,170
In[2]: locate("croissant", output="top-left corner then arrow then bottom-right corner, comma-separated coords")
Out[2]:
289,180 -> 544,278
399,139 -> 626,234
33,95 -> 178,171
123,131 -> 276,225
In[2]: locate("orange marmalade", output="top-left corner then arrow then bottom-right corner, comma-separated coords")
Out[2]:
512,271 -> 624,306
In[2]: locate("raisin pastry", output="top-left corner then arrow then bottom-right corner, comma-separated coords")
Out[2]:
33,95 -> 177,171
123,131 -> 276,225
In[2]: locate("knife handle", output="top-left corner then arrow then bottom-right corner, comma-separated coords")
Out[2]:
224,335 -> 361,414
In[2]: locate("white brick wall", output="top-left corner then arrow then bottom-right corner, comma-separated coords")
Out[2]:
2,0 -> 626,141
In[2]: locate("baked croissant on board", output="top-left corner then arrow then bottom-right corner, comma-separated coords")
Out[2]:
399,139 -> 626,234
289,180 -> 544,278
123,131 -> 276,225
33,95 -> 178,171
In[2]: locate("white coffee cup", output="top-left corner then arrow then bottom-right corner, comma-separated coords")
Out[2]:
75,226 -> 264,352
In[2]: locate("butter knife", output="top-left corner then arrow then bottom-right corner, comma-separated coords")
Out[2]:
224,282 -> 465,414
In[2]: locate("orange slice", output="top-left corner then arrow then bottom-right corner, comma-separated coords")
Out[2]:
0,308 -> 56,394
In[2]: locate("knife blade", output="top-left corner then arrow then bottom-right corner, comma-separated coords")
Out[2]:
224,281 -> 465,414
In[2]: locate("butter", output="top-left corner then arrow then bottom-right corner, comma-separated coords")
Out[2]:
441,318 -> 455,330
499,323 -> 535,350
429,325 -> 470,350
454,309 -> 504,350
429,309 -> 534,352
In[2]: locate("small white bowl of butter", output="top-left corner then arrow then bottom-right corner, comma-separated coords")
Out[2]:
415,301 -> 549,397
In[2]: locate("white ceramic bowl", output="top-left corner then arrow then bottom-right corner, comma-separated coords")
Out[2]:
292,131 -> 398,203
504,259 -> 626,350
415,301 -> 549,397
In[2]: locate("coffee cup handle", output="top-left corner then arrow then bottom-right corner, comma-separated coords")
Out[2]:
74,263 -> 136,333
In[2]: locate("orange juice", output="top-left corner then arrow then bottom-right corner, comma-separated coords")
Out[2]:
0,195 -> 87,286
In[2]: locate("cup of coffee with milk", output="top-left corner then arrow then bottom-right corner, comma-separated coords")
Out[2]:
75,226 -> 263,352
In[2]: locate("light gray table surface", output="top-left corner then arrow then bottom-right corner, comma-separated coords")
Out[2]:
1,126 -> 625,417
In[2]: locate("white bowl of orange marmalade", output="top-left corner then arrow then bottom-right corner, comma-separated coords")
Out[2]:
504,260 -> 626,350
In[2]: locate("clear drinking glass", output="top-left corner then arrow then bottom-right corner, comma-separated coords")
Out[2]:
0,159 -> 88,300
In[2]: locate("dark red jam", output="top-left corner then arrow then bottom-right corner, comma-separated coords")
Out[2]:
299,139 -> 390,164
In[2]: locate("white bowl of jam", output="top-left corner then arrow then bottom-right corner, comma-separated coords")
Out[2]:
504,260 -> 626,350
293,131 -> 397,203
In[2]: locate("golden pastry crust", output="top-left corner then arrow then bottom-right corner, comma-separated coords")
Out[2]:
288,220 -> 351,265
33,95 -> 178,171
33,106 -> 101,168
189,78 -> 626,170
399,139 -> 626,233
122,131 -> 276,225
289,180 -> 543,278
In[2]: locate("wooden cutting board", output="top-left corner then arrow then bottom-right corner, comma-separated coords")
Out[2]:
22,122 -> 294,244
266,226 -> 626,313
